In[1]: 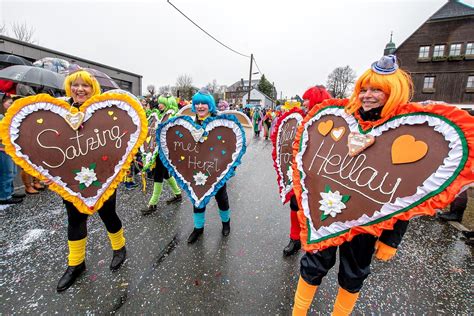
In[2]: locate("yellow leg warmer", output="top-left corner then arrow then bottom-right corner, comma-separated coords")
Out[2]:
332,287 -> 360,316
293,276 -> 318,316
68,238 -> 86,266
107,228 -> 126,250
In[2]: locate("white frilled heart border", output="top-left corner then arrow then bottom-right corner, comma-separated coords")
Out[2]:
295,106 -> 466,244
158,115 -> 246,208
275,112 -> 303,203
7,98 -> 143,208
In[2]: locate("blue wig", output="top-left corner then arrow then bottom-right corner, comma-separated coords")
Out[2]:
192,88 -> 216,114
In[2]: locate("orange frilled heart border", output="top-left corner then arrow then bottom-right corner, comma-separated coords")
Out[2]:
292,98 -> 474,252
0,93 -> 148,215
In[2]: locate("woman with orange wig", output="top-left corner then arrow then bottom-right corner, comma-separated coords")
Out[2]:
293,55 -> 413,315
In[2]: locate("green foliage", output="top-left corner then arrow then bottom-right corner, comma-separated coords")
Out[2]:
257,74 -> 274,98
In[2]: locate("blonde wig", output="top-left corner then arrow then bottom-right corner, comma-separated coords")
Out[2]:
64,70 -> 101,98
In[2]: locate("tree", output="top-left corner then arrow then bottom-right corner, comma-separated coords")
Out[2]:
326,66 -> 356,98
146,84 -> 156,96
175,74 -> 195,100
206,79 -> 226,102
257,74 -> 274,98
0,23 -> 7,36
11,22 -> 37,43
158,85 -> 171,95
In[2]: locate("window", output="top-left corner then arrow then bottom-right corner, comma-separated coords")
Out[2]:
449,44 -> 462,56
423,76 -> 435,92
433,45 -> 445,57
466,43 -> 474,55
418,46 -> 430,58
467,76 -> 474,89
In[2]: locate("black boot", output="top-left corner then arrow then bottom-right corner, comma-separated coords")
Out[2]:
110,246 -> 126,271
283,239 -> 301,257
222,220 -> 230,236
141,205 -> 157,215
166,194 -> 182,205
56,262 -> 86,292
187,228 -> 204,244
438,211 -> 462,222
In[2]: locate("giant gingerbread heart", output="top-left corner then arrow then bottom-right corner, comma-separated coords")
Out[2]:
0,93 -> 147,214
293,99 -> 474,251
271,108 -> 304,204
157,115 -> 246,208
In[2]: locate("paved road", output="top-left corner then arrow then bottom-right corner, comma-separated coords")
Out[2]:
1,137 -> 471,314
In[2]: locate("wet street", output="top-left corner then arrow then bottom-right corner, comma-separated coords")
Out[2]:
1,138 -> 472,315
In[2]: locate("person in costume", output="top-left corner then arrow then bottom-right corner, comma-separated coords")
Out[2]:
141,93 -> 182,215
262,109 -> 274,140
283,86 -> 332,257
187,88 -> 232,244
293,55 -> 412,315
218,100 -> 230,112
56,70 -> 127,292
252,106 -> 263,137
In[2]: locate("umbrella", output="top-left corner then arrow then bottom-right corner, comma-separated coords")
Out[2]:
0,54 -> 33,66
0,65 -> 65,90
68,64 -> 119,89
33,57 -> 70,74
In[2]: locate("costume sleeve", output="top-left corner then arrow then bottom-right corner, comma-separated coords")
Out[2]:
378,220 -> 409,248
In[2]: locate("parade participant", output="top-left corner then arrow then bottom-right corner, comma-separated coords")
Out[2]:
56,70 -> 127,292
0,95 -> 23,205
281,86 -> 331,257
187,88 -> 232,243
141,94 -> 182,215
262,109 -> 274,140
252,106 -> 263,137
292,56 -> 414,315
218,100 -> 230,111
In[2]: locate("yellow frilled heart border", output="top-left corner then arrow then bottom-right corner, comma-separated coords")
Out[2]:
0,93 -> 148,215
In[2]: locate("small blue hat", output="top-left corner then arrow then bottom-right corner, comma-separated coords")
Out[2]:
371,55 -> 399,75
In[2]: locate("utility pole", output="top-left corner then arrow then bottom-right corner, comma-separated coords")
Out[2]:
247,53 -> 253,106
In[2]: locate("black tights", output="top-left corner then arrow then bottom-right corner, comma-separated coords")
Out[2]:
65,193 -> 122,241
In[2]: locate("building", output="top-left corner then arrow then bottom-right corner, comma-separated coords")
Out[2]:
0,35 -> 142,95
225,78 -> 277,107
393,0 -> 474,107
241,88 -> 275,108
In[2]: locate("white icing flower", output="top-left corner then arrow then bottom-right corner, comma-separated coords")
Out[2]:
193,171 -> 208,186
319,190 -> 346,218
74,167 -> 97,187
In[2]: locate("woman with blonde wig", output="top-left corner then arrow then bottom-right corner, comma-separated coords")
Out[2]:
56,70 -> 127,292
293,55 -> 413,315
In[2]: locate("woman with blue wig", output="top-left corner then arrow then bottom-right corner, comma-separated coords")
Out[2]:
187,88 -> 231,244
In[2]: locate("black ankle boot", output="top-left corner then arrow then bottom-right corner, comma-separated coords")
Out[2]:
57,262 -> 86,292
141,205 -> 157,215
222,220 -> 230,236
166,194 -> 182,204
283,239 -> 301,257
110,246 -> 126,271
187,228 -> 204,244
438,211 -> 462,222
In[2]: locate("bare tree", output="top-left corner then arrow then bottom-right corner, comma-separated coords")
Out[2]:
0,23 -> 7,36
146,84 -> 156,96
158,85 -> 171,95
175,74 -> 194,100
326,66 -> 356,98
11,22 -> 37,43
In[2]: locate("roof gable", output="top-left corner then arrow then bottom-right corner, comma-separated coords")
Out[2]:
429,0 -> 474,21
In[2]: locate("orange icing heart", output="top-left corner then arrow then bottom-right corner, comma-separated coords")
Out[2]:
317,120 -> 333,136
391,134 -> 428,164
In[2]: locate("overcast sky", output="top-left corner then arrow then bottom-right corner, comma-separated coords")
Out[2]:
2,0 -> 472,98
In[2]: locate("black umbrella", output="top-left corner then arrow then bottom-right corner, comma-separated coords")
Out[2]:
0,65 -> 65,90
0,54 -> 33,66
